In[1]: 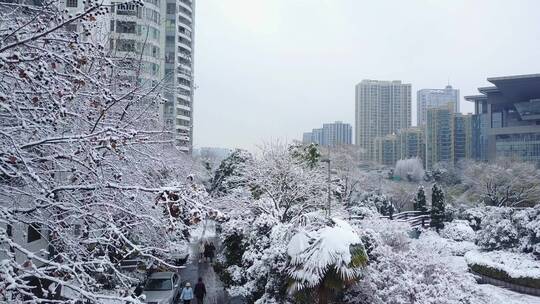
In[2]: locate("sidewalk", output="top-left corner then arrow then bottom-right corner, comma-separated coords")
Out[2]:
178,220 -> 230,304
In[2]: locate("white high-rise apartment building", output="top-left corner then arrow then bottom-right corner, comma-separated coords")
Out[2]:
417,85 -> 459,126
63,0 -> 195,152
355,80 -> 412,159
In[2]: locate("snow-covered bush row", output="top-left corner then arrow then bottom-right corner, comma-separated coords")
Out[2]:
465,250 -> 540,280
440,220 -> 476,242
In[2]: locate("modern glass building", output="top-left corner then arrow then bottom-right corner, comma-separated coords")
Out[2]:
397,127 -> 425,163
425,102 -> 455,169
373,134 -> 399,166
417,85 -> 460,126
465,74 -> 540,165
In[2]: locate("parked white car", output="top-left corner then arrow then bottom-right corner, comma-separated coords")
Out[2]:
141,272 -> 181,304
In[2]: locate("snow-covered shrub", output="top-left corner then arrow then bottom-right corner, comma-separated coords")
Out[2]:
393,158 -> 425,182
459,207 -> 489,231
475,206 -> 540,258
356,192 -> 396,216
440,220 -> 476,242
513,205 -> 540,258
417,230 -> 478,256
349,206 -> 378,220
476,207 -> 518,251
358,219 -> 411,252
344,239 -> 489,304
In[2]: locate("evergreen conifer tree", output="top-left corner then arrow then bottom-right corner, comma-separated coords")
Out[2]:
414,186 -> 427,213
430,184 -> 445,231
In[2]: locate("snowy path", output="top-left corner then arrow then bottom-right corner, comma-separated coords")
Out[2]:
178,220 -> 241,304
442,256 -> 540,304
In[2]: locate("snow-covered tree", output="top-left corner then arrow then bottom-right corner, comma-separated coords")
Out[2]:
0,2 -> 211,302
248,144 -> 328,223
430,184 -> 445,231
462,159 -> 540,207
214,144 -> 331,303
289,142 -> 321,169
413,185 -> 427,212
210,149 -> 253,196
393,158 -> 424,182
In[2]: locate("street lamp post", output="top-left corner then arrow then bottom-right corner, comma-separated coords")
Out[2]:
321,158 -> 331,218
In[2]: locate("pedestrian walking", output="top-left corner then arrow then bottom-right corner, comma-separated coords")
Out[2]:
203,241 -> 210,262
194,277 -> 206,304
180,282 -> 194,304
207,242 -> 216,263
198,241 -> 205,262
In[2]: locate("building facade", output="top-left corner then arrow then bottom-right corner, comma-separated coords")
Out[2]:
425,102 -> 455,169
465,74 -> 540,165
453,113 -> 474,162
355,80 -> 411,159
302,122 -> 352,147
397,127 -> 425,163
162,0 -> 195,152
373,134 -> 399,166
64,0 -> 196,152
417,85 -> 460,126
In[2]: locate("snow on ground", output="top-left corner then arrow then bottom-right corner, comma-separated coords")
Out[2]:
465,250 -> 540,279
479,284 -> 540,304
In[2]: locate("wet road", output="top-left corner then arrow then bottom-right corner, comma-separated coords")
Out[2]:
178,220 -> 240,304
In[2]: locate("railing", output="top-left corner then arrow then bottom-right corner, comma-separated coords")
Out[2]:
350,210 -> 431,228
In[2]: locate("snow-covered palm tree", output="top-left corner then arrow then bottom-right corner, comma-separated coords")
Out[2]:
287,218 -> 368,304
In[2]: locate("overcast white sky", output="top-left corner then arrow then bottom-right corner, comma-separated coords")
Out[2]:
193,0 -> 540,151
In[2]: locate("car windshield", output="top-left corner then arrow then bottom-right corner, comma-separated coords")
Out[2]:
144,278 -> 172,291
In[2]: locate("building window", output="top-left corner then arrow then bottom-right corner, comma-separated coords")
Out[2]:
66,0 -> 77,7
166,3 -> 176,14
116,39 -> 136,52
116,2 -> 137,16
116,21 -> 136,34
27,223 -> 41,243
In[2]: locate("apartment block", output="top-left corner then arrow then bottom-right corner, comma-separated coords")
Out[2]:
355,80 -> 411,159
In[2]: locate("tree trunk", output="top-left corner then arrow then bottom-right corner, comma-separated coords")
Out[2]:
318,283 -> 329,304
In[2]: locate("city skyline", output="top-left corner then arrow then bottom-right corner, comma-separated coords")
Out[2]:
193,0 -> 540,151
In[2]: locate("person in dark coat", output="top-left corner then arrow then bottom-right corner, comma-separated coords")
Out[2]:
194,277 -> 206,304
207,242 -> 215,263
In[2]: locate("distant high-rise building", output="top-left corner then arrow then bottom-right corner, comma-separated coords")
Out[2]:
453,113 -> 474,162
312,128 -> 324,146
425,102 -> 455,169
355,80 -> 411,159
417,85 -> 460,126
424,102 -> 474,169
373,134 -> 399,166
397,127 -> 425,163
322,121 -> 352,147
302,122 -> 352,147
302,132 -> 313,144
465,74 -> 540,164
